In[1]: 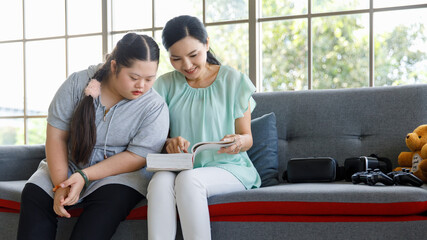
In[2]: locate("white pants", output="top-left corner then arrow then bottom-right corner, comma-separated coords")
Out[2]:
147,167 -> 245,240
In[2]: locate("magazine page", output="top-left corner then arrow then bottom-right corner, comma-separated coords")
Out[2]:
192,140 -> 235,155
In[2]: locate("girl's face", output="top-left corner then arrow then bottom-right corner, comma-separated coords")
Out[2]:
168,36 -> 209,80
110,59 -> 158,100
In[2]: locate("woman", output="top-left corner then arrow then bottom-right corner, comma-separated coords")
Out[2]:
17,33 -> 169,240
148,15 -> 261,239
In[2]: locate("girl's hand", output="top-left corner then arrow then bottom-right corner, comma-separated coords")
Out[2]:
53,187 -> 71,218
58,172 -> 86,206
218,134 -> 244,154
165,137 -> 190,153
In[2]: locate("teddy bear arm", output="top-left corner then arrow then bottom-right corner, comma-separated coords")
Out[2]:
398,152 -> 413,167
421,145 -> 427,159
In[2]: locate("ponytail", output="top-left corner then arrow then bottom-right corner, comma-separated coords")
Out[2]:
69,63 -> 110,165
207,50 -> 220,65
69,33 -> 159,165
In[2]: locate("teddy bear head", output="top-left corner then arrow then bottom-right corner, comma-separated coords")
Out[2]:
406,124 -> 427,152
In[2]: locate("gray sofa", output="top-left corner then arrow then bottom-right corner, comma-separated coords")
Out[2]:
1,84 -> 427,239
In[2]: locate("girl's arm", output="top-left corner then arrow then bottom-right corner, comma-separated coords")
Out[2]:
82,150 -> 146,181
60,150 -> 146,206
46,123 -> 74,217
46,123 -> 69,187
219,102 -> 253,154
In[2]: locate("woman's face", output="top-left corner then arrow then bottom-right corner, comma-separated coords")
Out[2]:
168,36 -> 209,80
110,59 -> 158,100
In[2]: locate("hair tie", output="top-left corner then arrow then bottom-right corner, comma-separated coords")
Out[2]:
84,79 -> 101,98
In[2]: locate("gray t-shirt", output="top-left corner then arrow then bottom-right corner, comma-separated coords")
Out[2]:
28,64 -> 169,198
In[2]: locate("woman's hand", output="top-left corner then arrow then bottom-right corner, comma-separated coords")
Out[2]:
57,172 -> 86,206
53,187 -> 71,218
218,134 -> 244,154
165,137 -> 190,153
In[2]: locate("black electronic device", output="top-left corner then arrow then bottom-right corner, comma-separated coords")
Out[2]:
344,155 -> 392,182
283,157 -> 338,183
387,169 -> 423,187
351,169 -> 394,186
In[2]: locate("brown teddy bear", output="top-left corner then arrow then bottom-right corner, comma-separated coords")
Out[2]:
397,124 -> 427,182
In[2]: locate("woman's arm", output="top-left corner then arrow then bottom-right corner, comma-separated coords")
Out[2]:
218,103 -> 253,154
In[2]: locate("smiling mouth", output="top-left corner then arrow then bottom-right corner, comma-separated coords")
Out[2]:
185,67 -> 197,74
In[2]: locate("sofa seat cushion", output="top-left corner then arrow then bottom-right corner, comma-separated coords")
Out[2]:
207,182 -> 427,217
0,180 -> 149,220
0,180 -> 26,213
3,181 -> 426,222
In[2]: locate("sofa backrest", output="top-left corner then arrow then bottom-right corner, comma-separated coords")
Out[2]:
0,144 -> 45,181
252,84 -> 427,180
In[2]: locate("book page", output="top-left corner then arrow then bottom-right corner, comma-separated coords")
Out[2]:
192,140 -> 235,156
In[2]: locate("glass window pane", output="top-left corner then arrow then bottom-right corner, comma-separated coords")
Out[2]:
154,31 -> 175,76
312,0 -> 368,13
112,0 -> 152,31
374,9 -> 427,86
67,0 -> 101,35
0,43 -> 24,116
206,0 -> 248,22
25,0 -> 65,38
154,0 -> 202,28
261,0 -> 307,17
207,24 -> 249,77
375,0 -> 427,8
262,19 -> 308,91
0,119 -> 24,145
26,39 -> 66,115
0,1 -> 23,41
68,36 -> 103,74
27,118 -> 47,145
312,14 -> 369,89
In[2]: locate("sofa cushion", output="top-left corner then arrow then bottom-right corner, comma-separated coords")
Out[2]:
248,112 -> 280,187
0,180 -> 26,213
207,182 -> 427,217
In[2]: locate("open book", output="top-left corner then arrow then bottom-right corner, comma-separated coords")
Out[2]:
146,140 -> 235,172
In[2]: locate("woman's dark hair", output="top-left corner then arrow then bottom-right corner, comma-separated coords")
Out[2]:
70,33 -> 160,165
162,15 -> 220,65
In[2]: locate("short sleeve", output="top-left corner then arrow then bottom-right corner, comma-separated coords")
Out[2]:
47,72 -> 83,131
153,74 -> 170,104
233,72 -> 257,119
126,100 -> 169,158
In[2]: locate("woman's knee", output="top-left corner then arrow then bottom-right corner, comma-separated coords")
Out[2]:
147,171 -> 176,200
175,170 -> 206,197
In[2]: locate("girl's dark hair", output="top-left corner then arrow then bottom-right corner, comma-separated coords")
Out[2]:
162,15 -> 220,65
70,33 -> 160,165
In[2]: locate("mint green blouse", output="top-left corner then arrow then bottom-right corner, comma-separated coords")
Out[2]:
154,65 -> 261,189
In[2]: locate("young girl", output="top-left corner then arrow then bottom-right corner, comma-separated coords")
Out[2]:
17,33 -> 169,240
148,15 -> 261,239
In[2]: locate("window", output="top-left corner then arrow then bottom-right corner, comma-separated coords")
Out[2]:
0,0 -> 102,145
260,0 -> 427,91
0,0 -> 426,145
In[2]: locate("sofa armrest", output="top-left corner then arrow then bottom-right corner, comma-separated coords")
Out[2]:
0,145 -> 46,181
